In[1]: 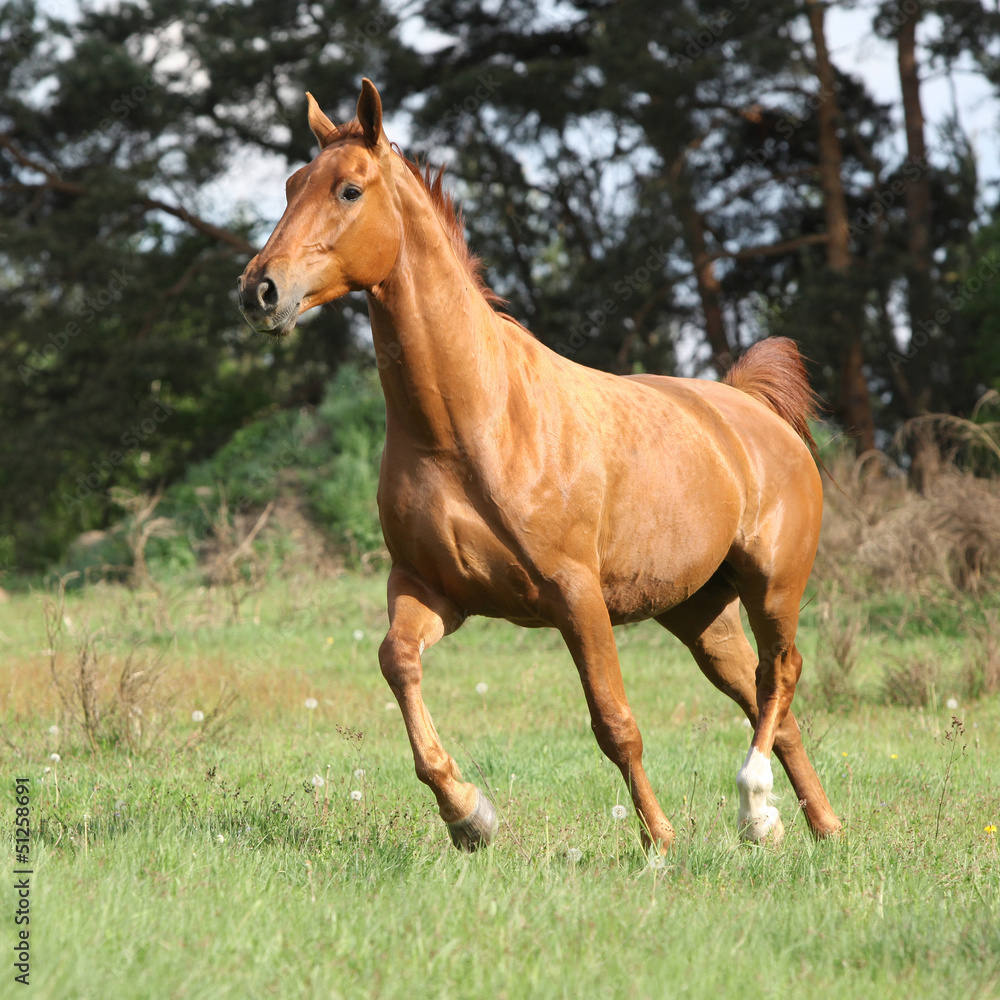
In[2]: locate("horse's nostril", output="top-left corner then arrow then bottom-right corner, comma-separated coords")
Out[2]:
257,278 -> 279,311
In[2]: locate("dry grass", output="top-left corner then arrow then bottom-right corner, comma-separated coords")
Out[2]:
881,655 -> 941,709
961,611 -> 1000,701
811,586 -> 865,706
36,576 -> 236,755
854,472 -> 1000,593
45,597 -> 173,753
816,406 -> 1000,596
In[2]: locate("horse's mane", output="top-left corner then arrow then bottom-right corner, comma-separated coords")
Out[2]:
336,118 -> 508,313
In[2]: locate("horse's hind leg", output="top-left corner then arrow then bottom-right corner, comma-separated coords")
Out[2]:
378,565 -> 497,851
658,576 -> 840,842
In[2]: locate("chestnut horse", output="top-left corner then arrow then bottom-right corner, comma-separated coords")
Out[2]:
238,80 -> 841,853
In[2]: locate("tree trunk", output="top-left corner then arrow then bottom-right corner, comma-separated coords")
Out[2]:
807,0 -> 876,455
898,15 -> 932,292
840,337 -> 877,458
898,13 -> 940,488
684,204 -> 733,376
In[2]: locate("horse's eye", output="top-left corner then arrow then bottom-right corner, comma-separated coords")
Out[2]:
341,185 -> 362,203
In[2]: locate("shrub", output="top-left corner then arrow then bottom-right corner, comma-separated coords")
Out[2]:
154,364 -> 387,571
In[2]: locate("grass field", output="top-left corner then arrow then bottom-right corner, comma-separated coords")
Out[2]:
3,571 -> 999,999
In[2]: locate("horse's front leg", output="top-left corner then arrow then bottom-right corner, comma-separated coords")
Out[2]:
556,581 -> 676,853
378,566 -> 497,851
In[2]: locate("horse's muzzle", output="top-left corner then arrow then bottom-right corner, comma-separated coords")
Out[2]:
237,271 -> 298,337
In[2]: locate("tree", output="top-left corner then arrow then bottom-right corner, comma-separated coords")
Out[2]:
0,0 -> 414,570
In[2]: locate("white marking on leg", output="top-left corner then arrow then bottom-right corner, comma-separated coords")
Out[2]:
736,746 -> 783,843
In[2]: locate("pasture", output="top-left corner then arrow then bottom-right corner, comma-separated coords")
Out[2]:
3,569 -> 998,999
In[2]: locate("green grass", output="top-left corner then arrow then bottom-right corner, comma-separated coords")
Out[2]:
3,573 -> 999,999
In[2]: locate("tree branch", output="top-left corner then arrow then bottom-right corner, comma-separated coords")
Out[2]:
0,134 -> 85,195
139,198 -> 256,254
1,133 -> 257,255
707,231 -> 829,262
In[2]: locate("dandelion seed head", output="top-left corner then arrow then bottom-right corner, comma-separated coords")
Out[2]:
191,710 -> 205,723
304,697 -> 318,710
311,774 -> 325,787
43,767 -> 51,775
353,768 -> 365,779
216,834 -> 225,843
566,847 -> 582,863
475,682 -> 488,695
48,725 -> 59,736
352,629 -> 365,642
647,849 -> 666,870
350,789 -> 363,801
611,804 -> 627,820
946,697 -> 958,710
115,800 -> 126,810
50,752 -> 60,763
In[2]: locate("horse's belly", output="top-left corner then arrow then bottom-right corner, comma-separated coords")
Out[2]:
600,570 -> 710,624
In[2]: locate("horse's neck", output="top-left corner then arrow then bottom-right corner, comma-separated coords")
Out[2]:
367,180 -> 506,450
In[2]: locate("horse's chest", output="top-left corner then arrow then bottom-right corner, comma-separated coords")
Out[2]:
377,467 -> 542,620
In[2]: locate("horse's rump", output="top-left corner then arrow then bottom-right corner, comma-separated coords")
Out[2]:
722,337 -> 820,456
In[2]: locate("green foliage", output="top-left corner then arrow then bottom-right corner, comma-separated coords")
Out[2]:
299,367 -> 386,560
157,366 -> 386,567
963,221 -> 1000,391
0,0 -> 412,574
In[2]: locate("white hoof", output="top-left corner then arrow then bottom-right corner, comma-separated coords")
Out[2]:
739,805 -> 785,845
736,747 -> 784,845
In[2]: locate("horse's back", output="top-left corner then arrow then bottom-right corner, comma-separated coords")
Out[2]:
625,373 -> 821,495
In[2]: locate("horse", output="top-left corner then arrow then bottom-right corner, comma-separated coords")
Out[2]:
238,79 -> 841,853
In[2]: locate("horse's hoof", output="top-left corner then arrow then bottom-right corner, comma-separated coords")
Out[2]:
447,789 -> 498,852
736,747 -> 783,845
739,806 -> 784,846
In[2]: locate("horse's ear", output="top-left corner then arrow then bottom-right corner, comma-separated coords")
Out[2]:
356,78 -> 384,148
306,92 -> 338,148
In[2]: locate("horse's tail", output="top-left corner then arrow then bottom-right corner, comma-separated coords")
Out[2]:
722,337 -> 821,460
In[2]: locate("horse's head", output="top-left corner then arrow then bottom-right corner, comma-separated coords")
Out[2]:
238,79 -> 400,337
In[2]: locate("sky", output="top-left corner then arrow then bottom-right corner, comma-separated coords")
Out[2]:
827,3 -> 999,194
